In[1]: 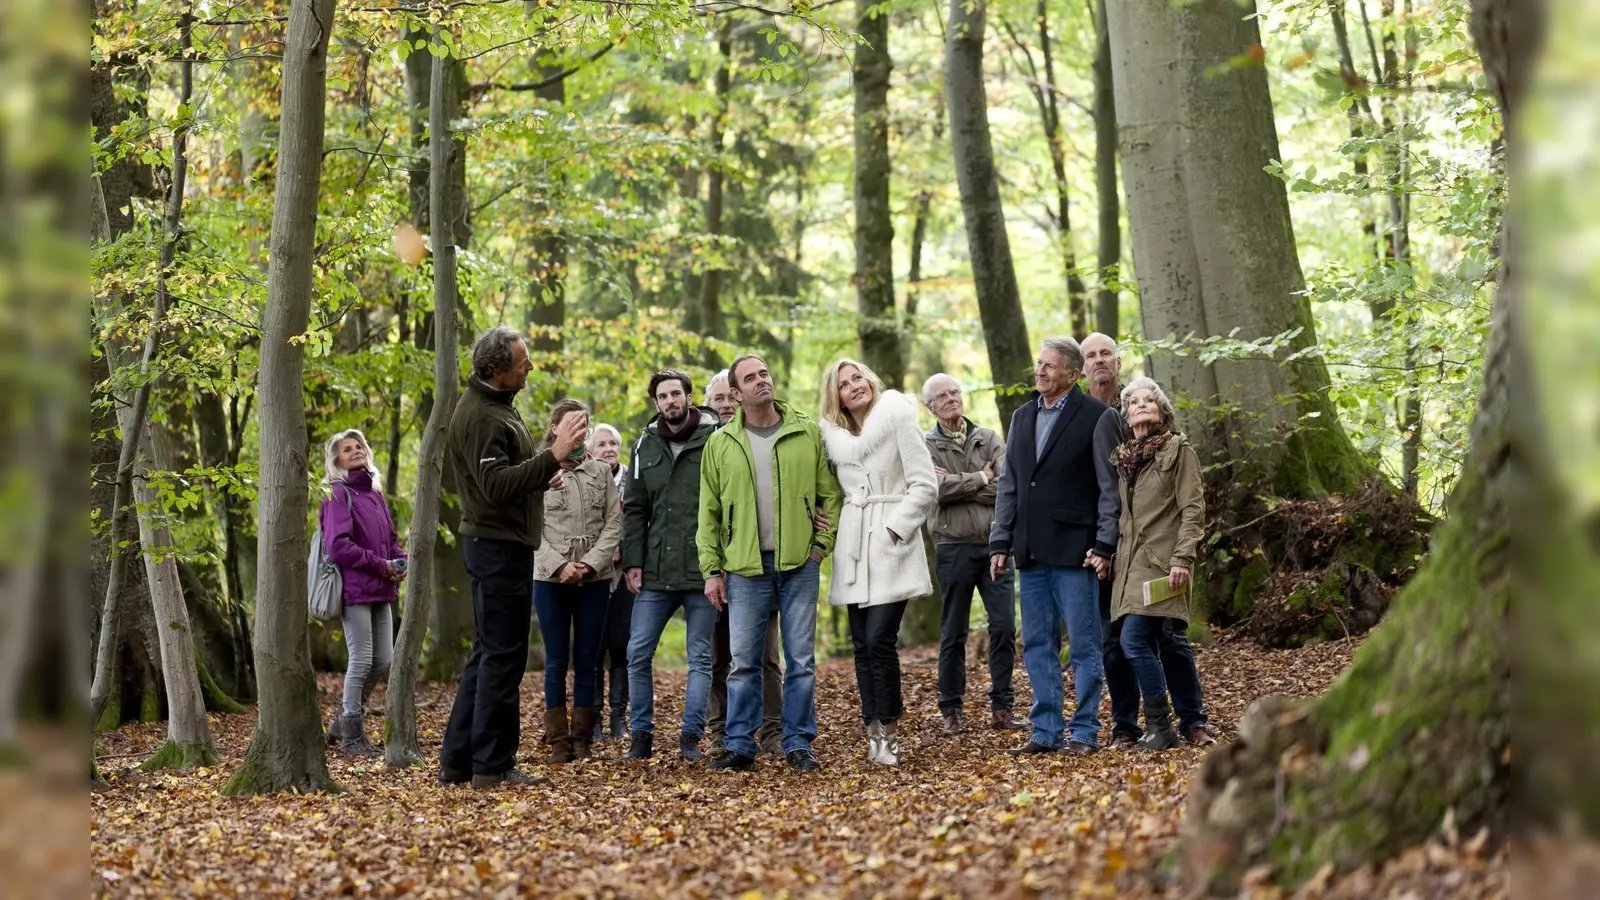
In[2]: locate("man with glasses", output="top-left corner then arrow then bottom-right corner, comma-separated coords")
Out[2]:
921,374 -> 1021,735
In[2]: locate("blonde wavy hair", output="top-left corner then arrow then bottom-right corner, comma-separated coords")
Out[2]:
818,357 -> 886,433
323,428 -> 382,491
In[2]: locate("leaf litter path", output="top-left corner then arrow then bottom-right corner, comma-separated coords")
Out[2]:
92,638 -> 1505,898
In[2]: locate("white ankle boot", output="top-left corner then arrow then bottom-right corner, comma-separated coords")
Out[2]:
877,721 -> 901,766
866,720 -> 884,764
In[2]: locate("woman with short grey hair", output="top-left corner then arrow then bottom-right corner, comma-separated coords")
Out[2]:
1105,377 -> 1211,751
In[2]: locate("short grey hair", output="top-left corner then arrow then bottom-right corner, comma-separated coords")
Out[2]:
1040,336 -> 1084,371
1082,332 -> 1118,355
471,325 -> 523,380
705,368 -> 730,402
920,373 -> 961,405
1121,376 -> 1176,428
591,423 -> 621,445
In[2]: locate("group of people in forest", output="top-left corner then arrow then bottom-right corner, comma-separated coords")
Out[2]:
316,325 -> 1215,788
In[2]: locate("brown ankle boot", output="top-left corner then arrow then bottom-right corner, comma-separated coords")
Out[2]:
571,707 -> 600,760
544,707 -> 573,765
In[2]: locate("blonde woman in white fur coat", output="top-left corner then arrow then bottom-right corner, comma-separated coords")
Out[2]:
818,358 -> 939,766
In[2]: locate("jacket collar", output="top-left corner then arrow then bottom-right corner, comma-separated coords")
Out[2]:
468,373 -> 521,406
1021,384 -> 1086,463
728,398 -> 806,438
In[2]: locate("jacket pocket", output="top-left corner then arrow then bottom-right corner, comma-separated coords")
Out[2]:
1051,507 -> 1095,525
725,504 -> 735,545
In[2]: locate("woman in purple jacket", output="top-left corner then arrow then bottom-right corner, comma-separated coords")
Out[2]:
320,429 -> 408,756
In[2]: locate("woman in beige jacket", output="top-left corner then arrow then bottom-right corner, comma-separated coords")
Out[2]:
533,399 -> 622,763
1105,378 -> 1209,751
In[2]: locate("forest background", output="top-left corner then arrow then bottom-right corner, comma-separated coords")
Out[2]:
85,0 -> 1500,711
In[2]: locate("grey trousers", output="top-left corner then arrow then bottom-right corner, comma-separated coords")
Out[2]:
341,602 -> 394,717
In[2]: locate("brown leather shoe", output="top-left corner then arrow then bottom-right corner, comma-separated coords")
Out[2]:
941,710 -> 965,735
1183,725 -> 1218,747
1109,732 -> 1140,751
990,708 -> 1024,731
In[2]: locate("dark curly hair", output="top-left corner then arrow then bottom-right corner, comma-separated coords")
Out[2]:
648,369 -> 695,401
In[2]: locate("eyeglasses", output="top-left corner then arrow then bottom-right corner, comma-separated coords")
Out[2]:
929,388 -> 962,403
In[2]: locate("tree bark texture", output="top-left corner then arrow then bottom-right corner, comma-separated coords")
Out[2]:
389,36 -> 462,767
222,0 -> 340,796
698,20 -> 734,370
853,1 -> 902,389
1182,0 -> 1535,888
946,0 -> 1033,431
526,48 -> 566,368
1107,0 -> 1370,498
1091,0 -> 1120,338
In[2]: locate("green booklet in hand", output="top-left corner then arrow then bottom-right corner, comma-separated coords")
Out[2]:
1142,575 -> 1188,607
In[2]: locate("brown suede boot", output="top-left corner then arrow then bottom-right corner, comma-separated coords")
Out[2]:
544,707 -> 573,765
571,708 -> 600,760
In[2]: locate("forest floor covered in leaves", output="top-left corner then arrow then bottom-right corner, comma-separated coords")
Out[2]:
90,638 -> 1508,898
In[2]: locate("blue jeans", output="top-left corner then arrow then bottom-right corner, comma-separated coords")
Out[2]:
1119,614 -> 1208,732
533,580 -> 610,709
1018,565 -> 1103,747
627,589 -> 718,738
724,552 -> 819,756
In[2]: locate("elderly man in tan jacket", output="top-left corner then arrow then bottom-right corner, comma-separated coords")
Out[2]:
921,374 -> 1022,735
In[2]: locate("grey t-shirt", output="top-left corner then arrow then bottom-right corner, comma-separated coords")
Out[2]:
745,417 -> 783,552
668,440 -> 688,461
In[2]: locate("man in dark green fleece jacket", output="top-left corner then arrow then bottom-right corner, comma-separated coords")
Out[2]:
439,326 -> 585,790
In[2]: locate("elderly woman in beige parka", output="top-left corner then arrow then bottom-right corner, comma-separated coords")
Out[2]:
533,399 -> 622,764
1106,377 -> 1210,751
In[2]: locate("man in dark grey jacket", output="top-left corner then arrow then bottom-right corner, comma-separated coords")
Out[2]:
922,374 -> 1022,735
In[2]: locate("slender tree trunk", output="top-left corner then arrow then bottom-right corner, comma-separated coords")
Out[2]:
1033,0 -> 1089,334
854,1 -> 903,388
1184,0 -> 1534,888
904,91 -> 946,384
946,0 -> 1033,431
389,35 -> 461,766
698,20 -> 733,370
526,47 -> 566,367
1090,0 -> 1120,338
222,0 -> 340,796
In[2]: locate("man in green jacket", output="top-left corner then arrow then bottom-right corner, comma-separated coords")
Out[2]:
699,355 -> 841,772
619,369 -> 722,761
439,326 -> 585,790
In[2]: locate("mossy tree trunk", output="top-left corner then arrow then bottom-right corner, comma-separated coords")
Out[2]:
1182,0 -> 1538,889
222,0 -> 340,797
1106,0 -> 1424,629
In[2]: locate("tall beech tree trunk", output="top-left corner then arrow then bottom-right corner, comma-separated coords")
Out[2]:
389,37 -> 461,766
222,0 -> 340,796
854,0 -> 902,389
698,20 -> 733,370
1183,0 -> 1534,889
946,0 -> 1033,431
1107,0 -> 1368,497
1090,0 -> 1120,338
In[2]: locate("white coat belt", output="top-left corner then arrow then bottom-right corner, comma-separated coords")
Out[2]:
837,491 -> 902,587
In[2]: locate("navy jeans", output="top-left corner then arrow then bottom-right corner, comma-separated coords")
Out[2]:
1119,613 -> 1208,732
724,552 -> 820,757
1018,564 -> 1103,748
627,589 -> 718,738
533,579 -> 610,709
1100,577 -> 1142,740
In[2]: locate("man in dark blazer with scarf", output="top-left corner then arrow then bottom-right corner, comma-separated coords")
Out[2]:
989,336 -> 1112,756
